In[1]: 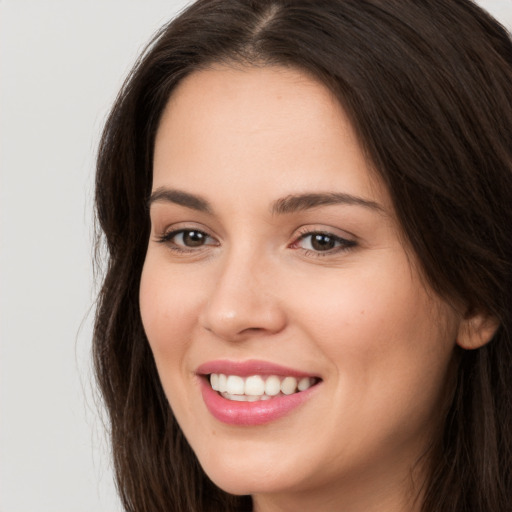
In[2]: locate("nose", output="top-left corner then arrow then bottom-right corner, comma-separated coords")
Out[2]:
199,252 -> 287,342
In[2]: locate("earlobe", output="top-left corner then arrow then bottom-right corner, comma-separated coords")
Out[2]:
456,311 -> 500,350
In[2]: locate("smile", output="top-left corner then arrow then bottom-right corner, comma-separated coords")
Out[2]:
197,360 -> 321,425
210,373 -> 317,401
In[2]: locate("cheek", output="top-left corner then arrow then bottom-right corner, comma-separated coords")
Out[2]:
139,257 -> 209,429
288,261 -> 425,353
295,253 -> 452,355
286,255 -> 457,427
139,257 -> 202,366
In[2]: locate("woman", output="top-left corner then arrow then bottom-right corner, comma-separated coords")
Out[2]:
93,1 -> 512,511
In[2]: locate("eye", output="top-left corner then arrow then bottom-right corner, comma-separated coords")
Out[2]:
292,230 -> 356,255
173,230 -> 210,247
157,228 -> 218,251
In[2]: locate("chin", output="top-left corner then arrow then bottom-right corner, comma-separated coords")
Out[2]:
205,469 -> 295,497
195,443 -> 307,496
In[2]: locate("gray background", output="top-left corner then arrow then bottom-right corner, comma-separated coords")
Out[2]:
1,1 -> 511,510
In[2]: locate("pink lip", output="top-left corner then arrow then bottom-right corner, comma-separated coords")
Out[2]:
196,360 -> 321,426
196,359 -> 316,378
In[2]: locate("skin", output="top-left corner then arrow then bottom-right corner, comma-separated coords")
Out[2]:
140,65 -> 494,512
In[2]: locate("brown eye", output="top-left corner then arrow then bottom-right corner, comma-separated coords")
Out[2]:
181,230 -> 208,247
158,229 -> 217,250
294,231 -> 357,255
310,233 -> 336,251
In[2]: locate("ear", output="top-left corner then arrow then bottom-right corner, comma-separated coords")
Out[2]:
456,311 -> 500,350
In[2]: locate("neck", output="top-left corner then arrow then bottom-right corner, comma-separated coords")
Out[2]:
251,456 -> 428,512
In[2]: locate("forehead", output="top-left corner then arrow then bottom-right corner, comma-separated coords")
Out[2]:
156,65 -> 347,156
153,65 -> 388,210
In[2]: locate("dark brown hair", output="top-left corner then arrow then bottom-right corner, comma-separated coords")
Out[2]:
94,1 -> 512,510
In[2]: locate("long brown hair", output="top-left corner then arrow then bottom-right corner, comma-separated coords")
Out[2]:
94,1 -> 512,510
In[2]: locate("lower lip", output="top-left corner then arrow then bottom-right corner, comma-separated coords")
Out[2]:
199,377 -> 319,426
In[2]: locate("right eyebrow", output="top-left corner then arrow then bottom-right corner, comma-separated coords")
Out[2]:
147,187 -> 212,213
271,192 -> 384,215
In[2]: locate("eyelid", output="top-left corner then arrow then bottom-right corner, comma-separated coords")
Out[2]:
153,222 -> 357,257
154,223 -> 220,253
294,224 -> 356,239
157,228 -> 216,243
289,225 -> 358,256
154,220 -> 217,239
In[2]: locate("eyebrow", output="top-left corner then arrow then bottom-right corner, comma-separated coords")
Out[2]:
148,187 -> 212,213
271,192 -> 384,215
147,187 -> 384,216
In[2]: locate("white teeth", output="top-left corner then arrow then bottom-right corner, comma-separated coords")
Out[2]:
245,375 -> 265,395
298,377 -> 312,391
265,375 -> 281,396
223,393 -> 249,402
226,375 -> 245,395
218,374 -> 227,393
210,373 -> 219,391
221,392 -> 272,402
281,376 -> 297,395
209,373 -> 317,401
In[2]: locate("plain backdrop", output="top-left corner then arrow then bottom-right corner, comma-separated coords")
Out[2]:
0,1 -> 511,511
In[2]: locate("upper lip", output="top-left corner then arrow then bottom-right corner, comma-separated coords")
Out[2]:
196,359 -> 320,379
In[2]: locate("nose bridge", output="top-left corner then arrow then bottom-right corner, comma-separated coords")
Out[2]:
200,242 -> 286,341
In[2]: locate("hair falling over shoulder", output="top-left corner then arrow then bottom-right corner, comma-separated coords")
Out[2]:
94,1 -> 512,510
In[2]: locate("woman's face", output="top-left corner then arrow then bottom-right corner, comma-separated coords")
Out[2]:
140,66 -> 463,509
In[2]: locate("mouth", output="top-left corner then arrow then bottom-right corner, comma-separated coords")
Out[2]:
208,373 -> 320,402
196,360 -> 322,425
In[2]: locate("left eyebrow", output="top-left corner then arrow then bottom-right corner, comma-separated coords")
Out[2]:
147,187 -> 212,213
271,192 -> 384,215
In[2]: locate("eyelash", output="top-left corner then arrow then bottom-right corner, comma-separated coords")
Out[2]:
156,229 -> 217,254
155,227 -> 357,257
291,228 -> 357,257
